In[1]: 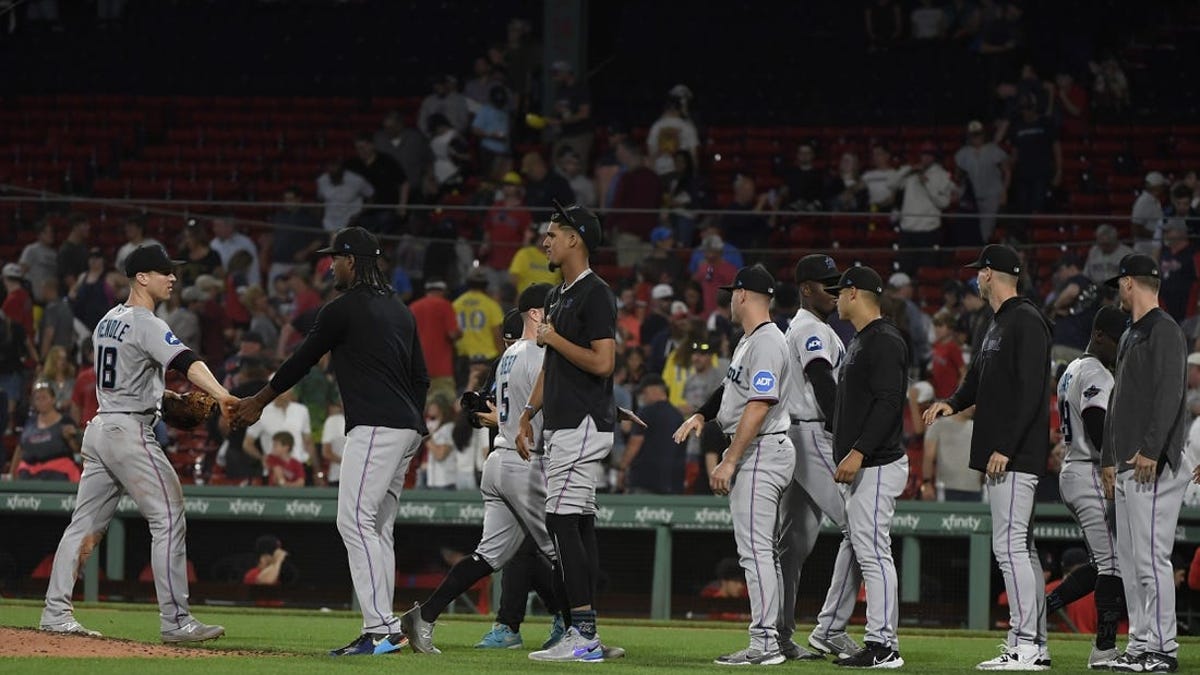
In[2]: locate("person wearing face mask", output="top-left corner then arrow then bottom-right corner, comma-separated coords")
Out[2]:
422,396 -> 460,489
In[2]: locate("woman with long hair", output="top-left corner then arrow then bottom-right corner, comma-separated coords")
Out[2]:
422,395 -> 460,489
9,381 -> 81,481
39,345 -> 75,413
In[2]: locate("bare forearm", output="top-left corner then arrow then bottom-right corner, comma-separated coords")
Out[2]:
187,361 -> 232,400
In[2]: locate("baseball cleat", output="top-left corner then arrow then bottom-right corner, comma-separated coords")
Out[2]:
542,613 -> 567,649
475,623 -> 523,649
161,619 -> 225,644
1088,646 -> 1120,669
713,647 -> 786,666
1110,651 -> 1177,673
329,632 -> 408,656
528,626 -> 601,662
833,642 -> 904,669
808,631 -> 861,660
40,620 -> 102,637
975,644 -> 1046,671
1035,644 -> 1051,669
781,640 -> 824,660
400,602 -> 440,654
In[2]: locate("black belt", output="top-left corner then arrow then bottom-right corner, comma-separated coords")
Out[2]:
790,417 -> 822,425
98,409 -> 158,423
725,431 -> 787,442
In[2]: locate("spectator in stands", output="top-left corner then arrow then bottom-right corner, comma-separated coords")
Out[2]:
8,381 -> 79,481
464,56 -> 494,108
266,187 -> 323,291
2,264 -> 34,339
69,338 -> 96,427
1160,221 -> 1196,322
827,152 -> 867,213
321,400 -> 346,487
316,159 -> 373,233
243,535 -> 289,585
482,172 -> 532,270
687,222 -> 744,274
1050,70 -> 1088,136
780,143 -> 824,211
0,310 -> 32,434
976,0 -> 1021,55
921,406 -> 980,501
1090,55 -> 1130,115
609,139 -> 663,263
265,431 -> 305,488
219,356 -> 269,484
1083,223 -> 1132,285
956,278 -> 991,355
896,144 -> 955,273
616,288 -> 644,349
619,374 -> 685,494
642,283 -> 675,348
519,151 -> 574,217
663,150 -> 701,246
647,95 -> 699,175
346,133 -> 409,234
245,387 -> 314,465
160,286 -> 202,353
453,268 -> 503,370
642,226 -> 679,278
509,222 -> 560,293
423,394 -> 462,489
661,326 -> 700,410
208,215 -> 260,288
374,111 -> 433,195
410,279 -> 460,402
37,279 -> 75,360
238,285 -> 281,351
1044,254 -> 1100,363
683,338 -> 722,416
864,0 -> 903,51
929,310 -> 964,399
221,331 -> 268,390
547,61 -> 594,166
556,148 -> 596,208
910,0 -> 946,39
19,221 -> 57,294
886,272 -> 932,372
1008,97 -> 1061,231
177,220 -> 222,288
39,346 -> 74,413
1163,182 -> 1200,239
1131,171 -> 1169,257
193,274 -> 231,366
692,235 -> 736,315
418,74 -> 470,136
648,301 -> 691,375
429,113 -> 469,187
719,174 -> 773,254
862,143 -> 900,210
954,120 -> 1010,244
471,85 -> 512,176
113,216 -> 161,272
56,213 -> 89,289
274,267 -> 321,358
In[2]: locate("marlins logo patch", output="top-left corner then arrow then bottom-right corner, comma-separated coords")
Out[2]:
164,331 -> 182,346
752,370 -> 776,394
805,336 -> 823,352
1083,385 -> 1101,399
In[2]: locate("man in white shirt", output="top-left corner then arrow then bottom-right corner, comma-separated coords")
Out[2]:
209,216 -> 261,288
861,144 -> 900,210
896,143 -> 955,273
244,389 -> 314,465
321,402 -> 346,486
114,217 -> 162,273
1083,224 -> 1134,285
1131,171 -> 1167,257
317,162 -> 374,232
19,222 -> 58,293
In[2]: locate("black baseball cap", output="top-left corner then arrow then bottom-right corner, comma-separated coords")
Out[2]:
316,226 -> 382,257
551,200 -> 602,253
964,244 -> 1022,275
124,244 -> 184,277
794,254 -> 841,284
719,264 -> 776,296
502,309 -> 523,341
518,282 -> 553,312
691,339 -> 717,353
824,266 -> 883,295
1105,253 -> 1159,288
1093,305 -> 1129,341
635,373 -> 668,392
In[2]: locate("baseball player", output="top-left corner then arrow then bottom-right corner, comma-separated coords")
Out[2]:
515,202 -> 617,662
925,244 -> 1053,671
1046,305 -> 1129,669
674,264 -> 796,666
775,254 -> 859,661
402,285 -> 566,654
1100,254 -> 1189,673
230,227 -> 429,657
824,266 -> 909,669
40,244 -> 234,643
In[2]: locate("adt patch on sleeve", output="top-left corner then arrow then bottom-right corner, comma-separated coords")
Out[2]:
164,331 -> 182,346
805,336 -> 824,352
752,370 -> 776,394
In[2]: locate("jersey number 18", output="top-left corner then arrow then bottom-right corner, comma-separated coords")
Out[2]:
98,346 -> 118,390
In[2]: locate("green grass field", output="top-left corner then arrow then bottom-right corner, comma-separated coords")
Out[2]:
1,600 -> 1197,673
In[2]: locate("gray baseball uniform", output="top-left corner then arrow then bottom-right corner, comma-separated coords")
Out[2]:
717,322 -> 796,654
42,305 -> 198,632
1057,356 -> 1118,576
777,308 -> 859,646
476,339 -> 556,568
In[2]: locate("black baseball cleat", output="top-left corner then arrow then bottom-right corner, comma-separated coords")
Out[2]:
833,642 -> 904,669
329,632 -> 409,656
1110,651 -> 1178,673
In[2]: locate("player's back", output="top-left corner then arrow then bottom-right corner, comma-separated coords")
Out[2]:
93,304 -> 188,414
494,338 -> 545,450
1059,355 -> 1113,464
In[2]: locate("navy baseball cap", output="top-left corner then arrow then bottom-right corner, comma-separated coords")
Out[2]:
1105,253 -> 1159,288
824,266 -> 884,295
719,264 -> 776,296
1093,305 -> 1129,341
551,200 -> 602,253
518,282 -> 553,312
502,309 -> 523,341
964,244 -> 1022,275
316,226 -> 382,257
794,254 -> 841,284
124,244 -> 185,277
635,373 -> 668,393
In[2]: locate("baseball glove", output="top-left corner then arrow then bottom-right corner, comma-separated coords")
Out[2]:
161,391 -> 218,430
